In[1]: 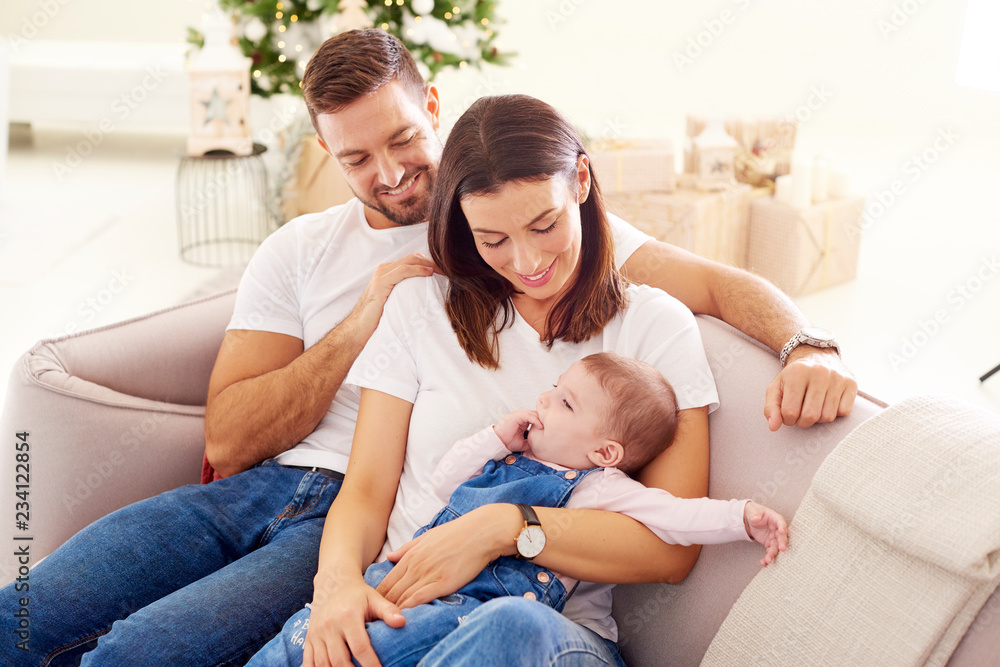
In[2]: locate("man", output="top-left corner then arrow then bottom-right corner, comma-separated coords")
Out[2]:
0,29 -> 855,666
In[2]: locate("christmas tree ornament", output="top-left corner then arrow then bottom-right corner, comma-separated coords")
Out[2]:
339,0 -> 374,31
412,0 -> 435,15
187,10 -> 253,156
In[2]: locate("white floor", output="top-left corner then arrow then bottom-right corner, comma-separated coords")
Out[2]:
1,123 -> 999,419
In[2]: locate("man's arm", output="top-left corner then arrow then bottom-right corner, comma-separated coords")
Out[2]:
204,253 -> 435,477
622,240 -> 858,430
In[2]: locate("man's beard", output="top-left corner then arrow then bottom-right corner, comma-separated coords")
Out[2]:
357,166 -> 435,226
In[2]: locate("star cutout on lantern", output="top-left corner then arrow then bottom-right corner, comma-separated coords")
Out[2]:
711,159 -> 728,174
202,87 -> 230,126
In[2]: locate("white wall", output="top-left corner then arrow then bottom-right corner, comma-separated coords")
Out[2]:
4,0 -> 997,142
0,0 -> 205,43
4,0 -> 996,141
434,0 -> 1000,148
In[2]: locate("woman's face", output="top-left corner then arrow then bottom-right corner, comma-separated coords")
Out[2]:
460,156 -> 591,306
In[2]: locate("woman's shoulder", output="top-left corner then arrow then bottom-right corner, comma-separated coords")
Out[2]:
383,272 -> 450,310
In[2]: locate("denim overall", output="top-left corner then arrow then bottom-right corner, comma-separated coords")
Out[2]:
359,453 -> 601,667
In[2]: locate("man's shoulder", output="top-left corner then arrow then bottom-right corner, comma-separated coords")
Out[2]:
617,283 -> 696,334
279,198 -> 363,238
251,199 -> 361,262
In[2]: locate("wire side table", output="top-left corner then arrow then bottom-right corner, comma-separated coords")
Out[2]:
176,143 -> 274,267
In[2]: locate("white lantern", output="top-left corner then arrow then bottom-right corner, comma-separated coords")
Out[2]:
187,11 -> 253,157
692,118 -> 738,191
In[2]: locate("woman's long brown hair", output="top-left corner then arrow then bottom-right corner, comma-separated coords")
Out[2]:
428,95 -> 627,369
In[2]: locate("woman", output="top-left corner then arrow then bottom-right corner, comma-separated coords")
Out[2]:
250,94 -> 718,667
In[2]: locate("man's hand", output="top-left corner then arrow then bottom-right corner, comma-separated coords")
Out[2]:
303,575 -> 405,667
743,501 -> 788,566
492,409 -> 542,452
764,347 -> 858,431
377,505 -> 517,609
346,253 -> 437,340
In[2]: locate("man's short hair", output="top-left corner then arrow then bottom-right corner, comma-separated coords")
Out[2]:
580,352 -> 679,474
302,29 -> 426,129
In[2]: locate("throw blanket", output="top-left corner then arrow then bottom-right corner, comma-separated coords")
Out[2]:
702,395 -> 1000,666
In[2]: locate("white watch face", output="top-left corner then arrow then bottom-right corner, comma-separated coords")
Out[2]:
517,525 -> 546,559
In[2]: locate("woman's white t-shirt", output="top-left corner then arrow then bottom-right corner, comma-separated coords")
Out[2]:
345,275 -> 719,641
226,199 -> 654,473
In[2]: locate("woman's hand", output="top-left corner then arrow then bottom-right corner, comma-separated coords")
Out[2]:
376,504 -> 521,609
303,574 -> 405,667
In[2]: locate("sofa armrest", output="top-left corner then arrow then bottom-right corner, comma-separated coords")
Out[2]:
613,314 -> 887,665
0,290 -> 237,586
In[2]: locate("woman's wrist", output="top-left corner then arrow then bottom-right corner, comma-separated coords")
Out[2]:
478,503 -> 523,559
313,562 -> 366,604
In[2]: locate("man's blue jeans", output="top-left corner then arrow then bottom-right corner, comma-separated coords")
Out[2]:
0,460 -> 341,667
247,596 -> 626,667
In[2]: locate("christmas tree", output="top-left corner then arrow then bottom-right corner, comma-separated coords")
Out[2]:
188,0 -> 512,99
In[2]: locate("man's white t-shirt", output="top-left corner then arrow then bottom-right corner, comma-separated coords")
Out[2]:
226,197 -> 653,473
343,275 -> 719,641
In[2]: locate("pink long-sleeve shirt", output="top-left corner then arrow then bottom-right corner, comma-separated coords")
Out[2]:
431,426 -> 753,593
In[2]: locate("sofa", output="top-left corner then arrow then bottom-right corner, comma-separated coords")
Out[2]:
1,288 -> 997,665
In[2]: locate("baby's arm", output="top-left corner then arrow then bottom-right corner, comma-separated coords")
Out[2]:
743,501 -> 788,566
431,427 -> 510,503
568,472 -> 788,565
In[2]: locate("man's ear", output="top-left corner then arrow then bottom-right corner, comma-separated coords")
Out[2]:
424,83 -> 441,131
587,440 -> 624,468
316,134 -> 332,157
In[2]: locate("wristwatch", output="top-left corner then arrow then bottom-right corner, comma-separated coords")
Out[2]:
779,327 -> 841,367
513,503 -> 546,560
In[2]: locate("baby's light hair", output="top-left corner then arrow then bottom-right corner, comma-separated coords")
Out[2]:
579,352 -> 679,474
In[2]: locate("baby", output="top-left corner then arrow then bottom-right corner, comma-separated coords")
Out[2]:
264,353 -> 788,666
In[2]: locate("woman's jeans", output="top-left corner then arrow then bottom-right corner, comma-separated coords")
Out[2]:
246,597 -> 626,667
0,461 -> 341,667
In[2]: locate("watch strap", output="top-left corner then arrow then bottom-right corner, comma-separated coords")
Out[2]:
514,503 -> 541,527
779,330 -> 840,367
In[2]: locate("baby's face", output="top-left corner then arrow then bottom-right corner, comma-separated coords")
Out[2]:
527,361 -> 611,469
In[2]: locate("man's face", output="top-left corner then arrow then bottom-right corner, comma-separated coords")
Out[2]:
315,81 -> 442,229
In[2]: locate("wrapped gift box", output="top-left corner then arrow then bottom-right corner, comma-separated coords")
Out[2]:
605,180 -> 752,268
684,116 -> 796,187
280,134 -> 355,221
746,196 -> 864,296
588,139 -> 676,194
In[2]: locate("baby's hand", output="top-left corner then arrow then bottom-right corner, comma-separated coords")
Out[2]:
493,409 -> 542,452
743,501 -> 788,566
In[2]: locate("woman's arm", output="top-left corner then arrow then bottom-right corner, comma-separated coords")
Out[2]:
303,388 -> 412,667
526,405 -> 710,583
375,406 -> 710,609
